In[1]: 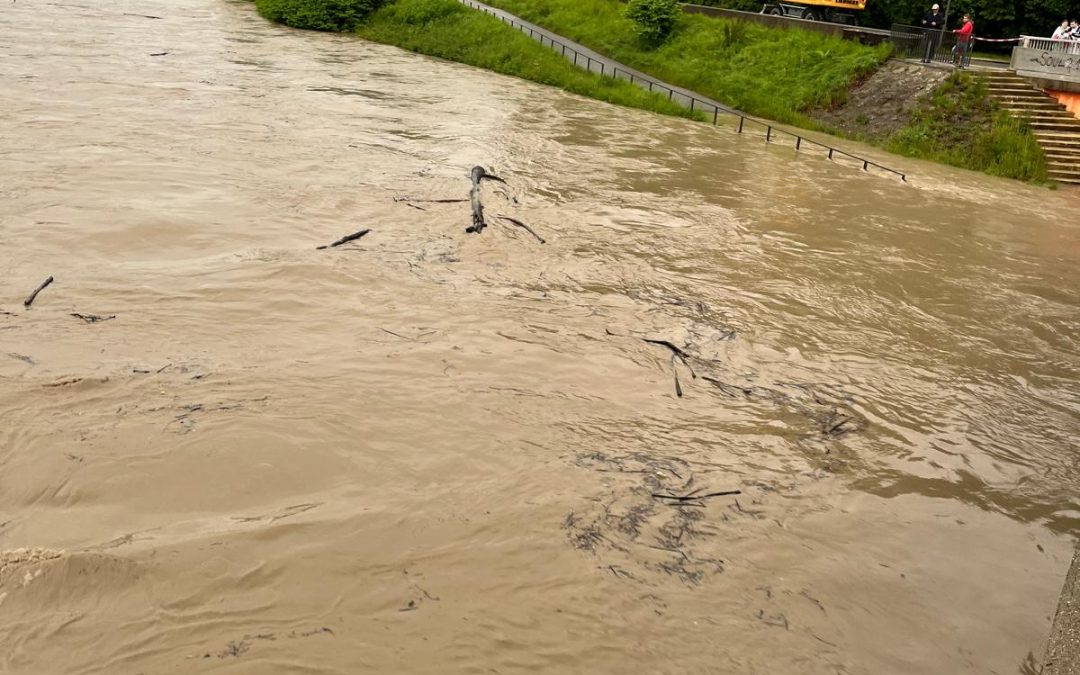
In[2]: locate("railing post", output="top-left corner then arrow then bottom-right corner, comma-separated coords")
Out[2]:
795,136 -> 801,150
690,99 -> 695,113
573,53 -> 577,65
648,81 -> 653,92
713,108 -> 718,124
828,148 -> 834,160
766,126 -> 771,143
737,117 -> 744,133
587,56 -> 591,70
668,89 -> 673,101
863,160 -> 869,171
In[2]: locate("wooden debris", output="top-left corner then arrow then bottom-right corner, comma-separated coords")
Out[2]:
316,229 -> 370,250
495,214 -> 545,244
70,313 -> 116,323
23,276 -> 53,308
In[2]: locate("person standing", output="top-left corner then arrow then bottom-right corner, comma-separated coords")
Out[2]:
952,13 -> 974,68
921,4 -> 947,63
1052,19 -> 1070,39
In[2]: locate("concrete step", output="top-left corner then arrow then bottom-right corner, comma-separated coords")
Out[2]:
1048,171 -> 1080,184
1000,100 -> 1067,110
1046,150 -> 1080,159
1034,130 -> 1080,139
1016,111 -> 1080,120
992,95 -> 1054,104
1036,138 -> 1080,150
1004,109 -> 1071,118
1029,120 -> 1080,131
989,86 -> 1044,97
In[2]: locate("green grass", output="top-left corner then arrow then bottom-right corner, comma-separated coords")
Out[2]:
886,72 -> 1049,183
255,0 -> 699,121
478,0 -> 891,126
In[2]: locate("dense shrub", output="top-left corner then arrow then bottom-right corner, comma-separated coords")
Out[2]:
254,0 -> 385,31
624,0 -> 681,46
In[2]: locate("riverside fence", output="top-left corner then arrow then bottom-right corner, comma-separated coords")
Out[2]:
889,24 -> 972,68
458,0 -> 908,182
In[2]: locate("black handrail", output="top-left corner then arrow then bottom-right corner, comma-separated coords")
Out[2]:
460,0 -> 908,182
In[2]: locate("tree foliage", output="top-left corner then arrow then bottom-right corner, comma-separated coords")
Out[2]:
254,0 -> 387,31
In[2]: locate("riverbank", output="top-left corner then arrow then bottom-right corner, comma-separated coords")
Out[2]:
255,0 -> 696,120
253,0 -> 1048,183
814,63 -> 1049,183
472,0 -> 1048,183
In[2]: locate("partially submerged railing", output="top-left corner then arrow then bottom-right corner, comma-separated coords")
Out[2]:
459,0 -> 908,182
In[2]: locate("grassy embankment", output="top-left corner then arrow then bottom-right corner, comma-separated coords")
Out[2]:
480,0 -> 890,127
254,0 -> 696,120
253,0 -> 1048,183
888,71 -> 1048,183
482,0 -> 1047,182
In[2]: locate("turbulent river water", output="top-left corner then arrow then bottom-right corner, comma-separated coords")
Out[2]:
2,1 -> 1079,673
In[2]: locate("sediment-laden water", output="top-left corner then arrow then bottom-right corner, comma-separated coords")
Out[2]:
1,1 -> 1078,673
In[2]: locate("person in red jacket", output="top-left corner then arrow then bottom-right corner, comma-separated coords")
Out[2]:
952,14 -> 974,68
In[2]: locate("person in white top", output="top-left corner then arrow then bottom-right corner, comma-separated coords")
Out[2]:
1052,20 -> 1070,39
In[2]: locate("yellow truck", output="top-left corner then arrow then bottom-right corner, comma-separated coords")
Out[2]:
761,0 -> 866,24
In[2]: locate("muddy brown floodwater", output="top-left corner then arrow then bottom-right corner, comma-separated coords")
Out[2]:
1,1 -> 1079,673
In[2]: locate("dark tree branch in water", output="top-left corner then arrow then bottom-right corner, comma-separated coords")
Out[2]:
393,196 -> 467,203
70,313 -> 116,323
316,229 -> 370,250
652,490 -> 741,502
465,166 -> 506,234
495,215 -> 545,244
641,339 -> 696,395
23,276 -> 53,308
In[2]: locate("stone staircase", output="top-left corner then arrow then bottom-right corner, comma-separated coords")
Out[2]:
986,71 -> 1080,185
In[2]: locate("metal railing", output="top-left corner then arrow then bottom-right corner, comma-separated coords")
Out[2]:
1021,35 -> 1080,53
459,0 -> 908,182
889,23 -> 971,68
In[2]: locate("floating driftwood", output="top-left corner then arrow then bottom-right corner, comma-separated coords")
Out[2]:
393,196 -> 468,204
495,214 -> 545,244
316,229 -> 370,250
23,276 -> 54,308
465,166 -> 505,234
640,338 -> 696,397
652,489 -> 741,502
70,313 -> 116,323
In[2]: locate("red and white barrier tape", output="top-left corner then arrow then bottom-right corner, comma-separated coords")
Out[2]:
973,36 -> 1022,42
